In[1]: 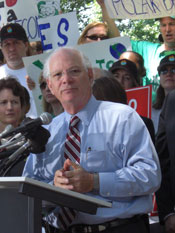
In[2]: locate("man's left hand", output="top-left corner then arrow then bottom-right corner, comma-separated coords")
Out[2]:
55,159 -> 94,193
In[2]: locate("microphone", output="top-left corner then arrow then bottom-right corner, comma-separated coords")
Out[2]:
3,139 -> 32,167
0,124 -> 14,138
1,112 -> 52,138
0,138 -> 26,160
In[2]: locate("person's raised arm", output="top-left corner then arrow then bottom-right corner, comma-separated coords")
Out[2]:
97,0 -> 120,38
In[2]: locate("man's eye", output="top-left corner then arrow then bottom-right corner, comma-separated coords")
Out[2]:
113,74 -> 119,78
54,73 -> 62,79
0,101 -> 7,105
125,76 -> 131,81
69,69 -> 81,75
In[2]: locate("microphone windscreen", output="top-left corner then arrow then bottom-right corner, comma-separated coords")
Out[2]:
27,126 -> 51,153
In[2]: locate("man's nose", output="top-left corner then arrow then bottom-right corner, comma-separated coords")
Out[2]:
165,25 -> 171,32
8,44 -> 15,51
62,71 -> 72,82
7,102 -> 13,109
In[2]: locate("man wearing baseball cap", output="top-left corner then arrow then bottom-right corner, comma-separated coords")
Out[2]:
109,59 -> 139,89
0,23 -> 37,118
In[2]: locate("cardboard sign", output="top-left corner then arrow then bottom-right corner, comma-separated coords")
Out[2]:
126,85 -> 152,118
76,36 -> 132,69
23,52 -> 50,116
0,0 -> 40,41
105,0 -> 175,19
39,12 -> 80,52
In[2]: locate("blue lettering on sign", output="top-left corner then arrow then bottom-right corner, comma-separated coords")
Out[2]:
121,0 -> 135,15
57,18 -> 69,47
39,23 -> 52,51
141,0 -> 154,14
163,0 -> 174,10
149,0 -> 160,12
112,0 -> 120,15
111,0 -> 163,16
15,16 -> 40,41
27,16 -> 38,39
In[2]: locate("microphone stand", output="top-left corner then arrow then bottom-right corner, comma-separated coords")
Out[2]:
0,139 -> 31,177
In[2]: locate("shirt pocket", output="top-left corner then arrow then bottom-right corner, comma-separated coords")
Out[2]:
82,150 -> 109,172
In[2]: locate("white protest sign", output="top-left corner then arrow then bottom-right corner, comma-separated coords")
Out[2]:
23,52 -> 50,116
76,36 -> 131,70
36,0 -> 60,18
38,12 -> 80,52
105,0 -> 175,19
0,0 -> 40,41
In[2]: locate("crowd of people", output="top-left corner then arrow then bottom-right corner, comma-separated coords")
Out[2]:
0,0 -> 175,233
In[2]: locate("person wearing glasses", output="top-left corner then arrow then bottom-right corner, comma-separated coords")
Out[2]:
77,0 -> 120,45
39,72 -> 63,116
152,53 -> 175,133
23,47 -> 161,233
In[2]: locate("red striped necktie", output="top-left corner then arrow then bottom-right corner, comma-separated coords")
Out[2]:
58,116 -> 81,230
64,116 -> 81,164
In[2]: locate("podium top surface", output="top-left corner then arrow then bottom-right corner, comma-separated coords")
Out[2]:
0,177 -> 112,209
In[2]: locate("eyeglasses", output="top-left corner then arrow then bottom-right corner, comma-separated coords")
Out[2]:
160,68 -> 175,75
40,81 -> 47,90
86,35 -> 109,41
51,68 -> 83,80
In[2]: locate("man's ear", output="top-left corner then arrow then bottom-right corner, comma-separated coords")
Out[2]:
47,78 -> 54,95
88,68 -> 94,84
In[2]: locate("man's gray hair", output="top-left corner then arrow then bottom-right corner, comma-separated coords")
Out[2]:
43,47 -> 92,80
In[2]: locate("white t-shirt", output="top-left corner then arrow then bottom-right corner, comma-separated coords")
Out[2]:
0,64 -> 38,119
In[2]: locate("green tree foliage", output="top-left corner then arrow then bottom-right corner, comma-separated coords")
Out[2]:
60,0 -> 96,30
117,19 -> 160,43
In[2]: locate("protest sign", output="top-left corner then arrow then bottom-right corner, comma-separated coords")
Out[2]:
38,12 -> 80,52
126,85 -> 152,118
23,52 -> 50,116
76,36 -> 131,70
105,0 -> 175,19
0,0 -> 40,41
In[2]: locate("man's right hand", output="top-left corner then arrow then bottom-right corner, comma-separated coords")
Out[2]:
25,75 -> 36,90
165,215 -> 175,233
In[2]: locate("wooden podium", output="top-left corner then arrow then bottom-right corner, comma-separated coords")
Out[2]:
0,177 -> 112,233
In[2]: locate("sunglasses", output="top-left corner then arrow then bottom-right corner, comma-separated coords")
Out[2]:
160,68 -> 175,75
86,35 -> 108,41
40,81 -> 47,90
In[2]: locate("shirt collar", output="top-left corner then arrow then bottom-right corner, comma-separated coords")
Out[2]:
64,95 -> 100,126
